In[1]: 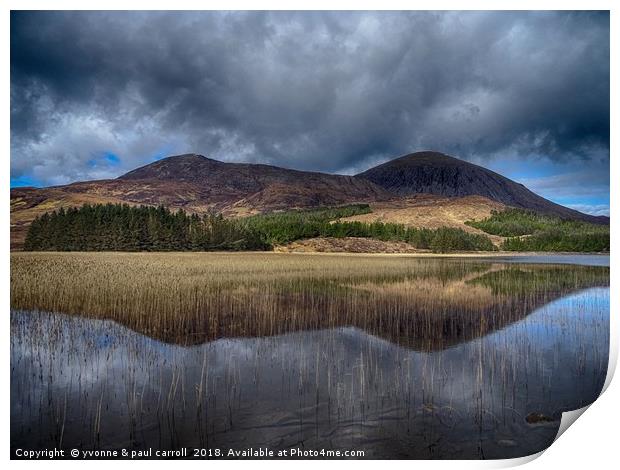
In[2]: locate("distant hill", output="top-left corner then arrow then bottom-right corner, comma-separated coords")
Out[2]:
10,151 -> 606,249
357,151 -> 607,224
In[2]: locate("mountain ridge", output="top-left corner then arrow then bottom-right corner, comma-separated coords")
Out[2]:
10,150 -> 607,249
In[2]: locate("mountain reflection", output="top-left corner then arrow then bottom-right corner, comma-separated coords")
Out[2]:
21,262 -> 610,352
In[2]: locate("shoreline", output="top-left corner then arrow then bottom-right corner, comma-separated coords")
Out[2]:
11,250 -> 610,257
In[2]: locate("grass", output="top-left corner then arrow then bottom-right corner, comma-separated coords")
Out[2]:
10,252 -> 608,349
466,209 -> 609,252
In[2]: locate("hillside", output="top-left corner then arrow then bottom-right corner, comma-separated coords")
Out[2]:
357,151 -> 606,224
336,194 -> 507,246
22,202 -> 497,253
118,154 -> 390,209
274,237 -> 421,253
11,151 -> 605,250
10,154 -> 389,249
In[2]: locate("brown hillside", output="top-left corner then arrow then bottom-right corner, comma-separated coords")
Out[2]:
337,194 -> 506,246
10,154 -> 390,249
275,237 -> 423,253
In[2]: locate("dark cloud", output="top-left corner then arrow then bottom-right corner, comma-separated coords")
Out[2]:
11,11 -> 609,187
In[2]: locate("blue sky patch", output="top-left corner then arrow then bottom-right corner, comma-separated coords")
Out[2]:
10,175 -> 43,188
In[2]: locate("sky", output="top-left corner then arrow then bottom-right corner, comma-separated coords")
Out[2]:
10,11 -> 610,216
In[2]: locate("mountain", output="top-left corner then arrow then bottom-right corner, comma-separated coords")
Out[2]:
357,151 -> 606,224
116,153 -> 389,210
10,151 -> 606,249
10,154 -> 389,249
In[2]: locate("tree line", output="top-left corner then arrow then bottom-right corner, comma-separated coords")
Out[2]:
24,203 -> 497,253
244,206 -> 495,252
24,204 -> 268,251
466,208 -> 609,252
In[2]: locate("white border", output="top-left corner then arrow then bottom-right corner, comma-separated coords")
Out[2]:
3,2 -> 616,469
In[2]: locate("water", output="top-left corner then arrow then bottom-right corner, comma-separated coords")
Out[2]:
474,254 -> 610,267
10,258 -> 609,459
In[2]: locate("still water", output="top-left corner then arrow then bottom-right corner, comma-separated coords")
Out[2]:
10,256 -> 609,459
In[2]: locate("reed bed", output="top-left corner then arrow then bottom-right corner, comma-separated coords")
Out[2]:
10,252 -> 610,458
10,252 -> 608,350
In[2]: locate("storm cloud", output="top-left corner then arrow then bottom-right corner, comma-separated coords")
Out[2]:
11,11 -> 609,212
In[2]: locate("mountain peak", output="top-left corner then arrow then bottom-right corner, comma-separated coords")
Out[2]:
356,150 -> 602,223
118,153 -> 219,181
159,153 -> 209,162
398,151 -> 452,159
382,151 -> 474,168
